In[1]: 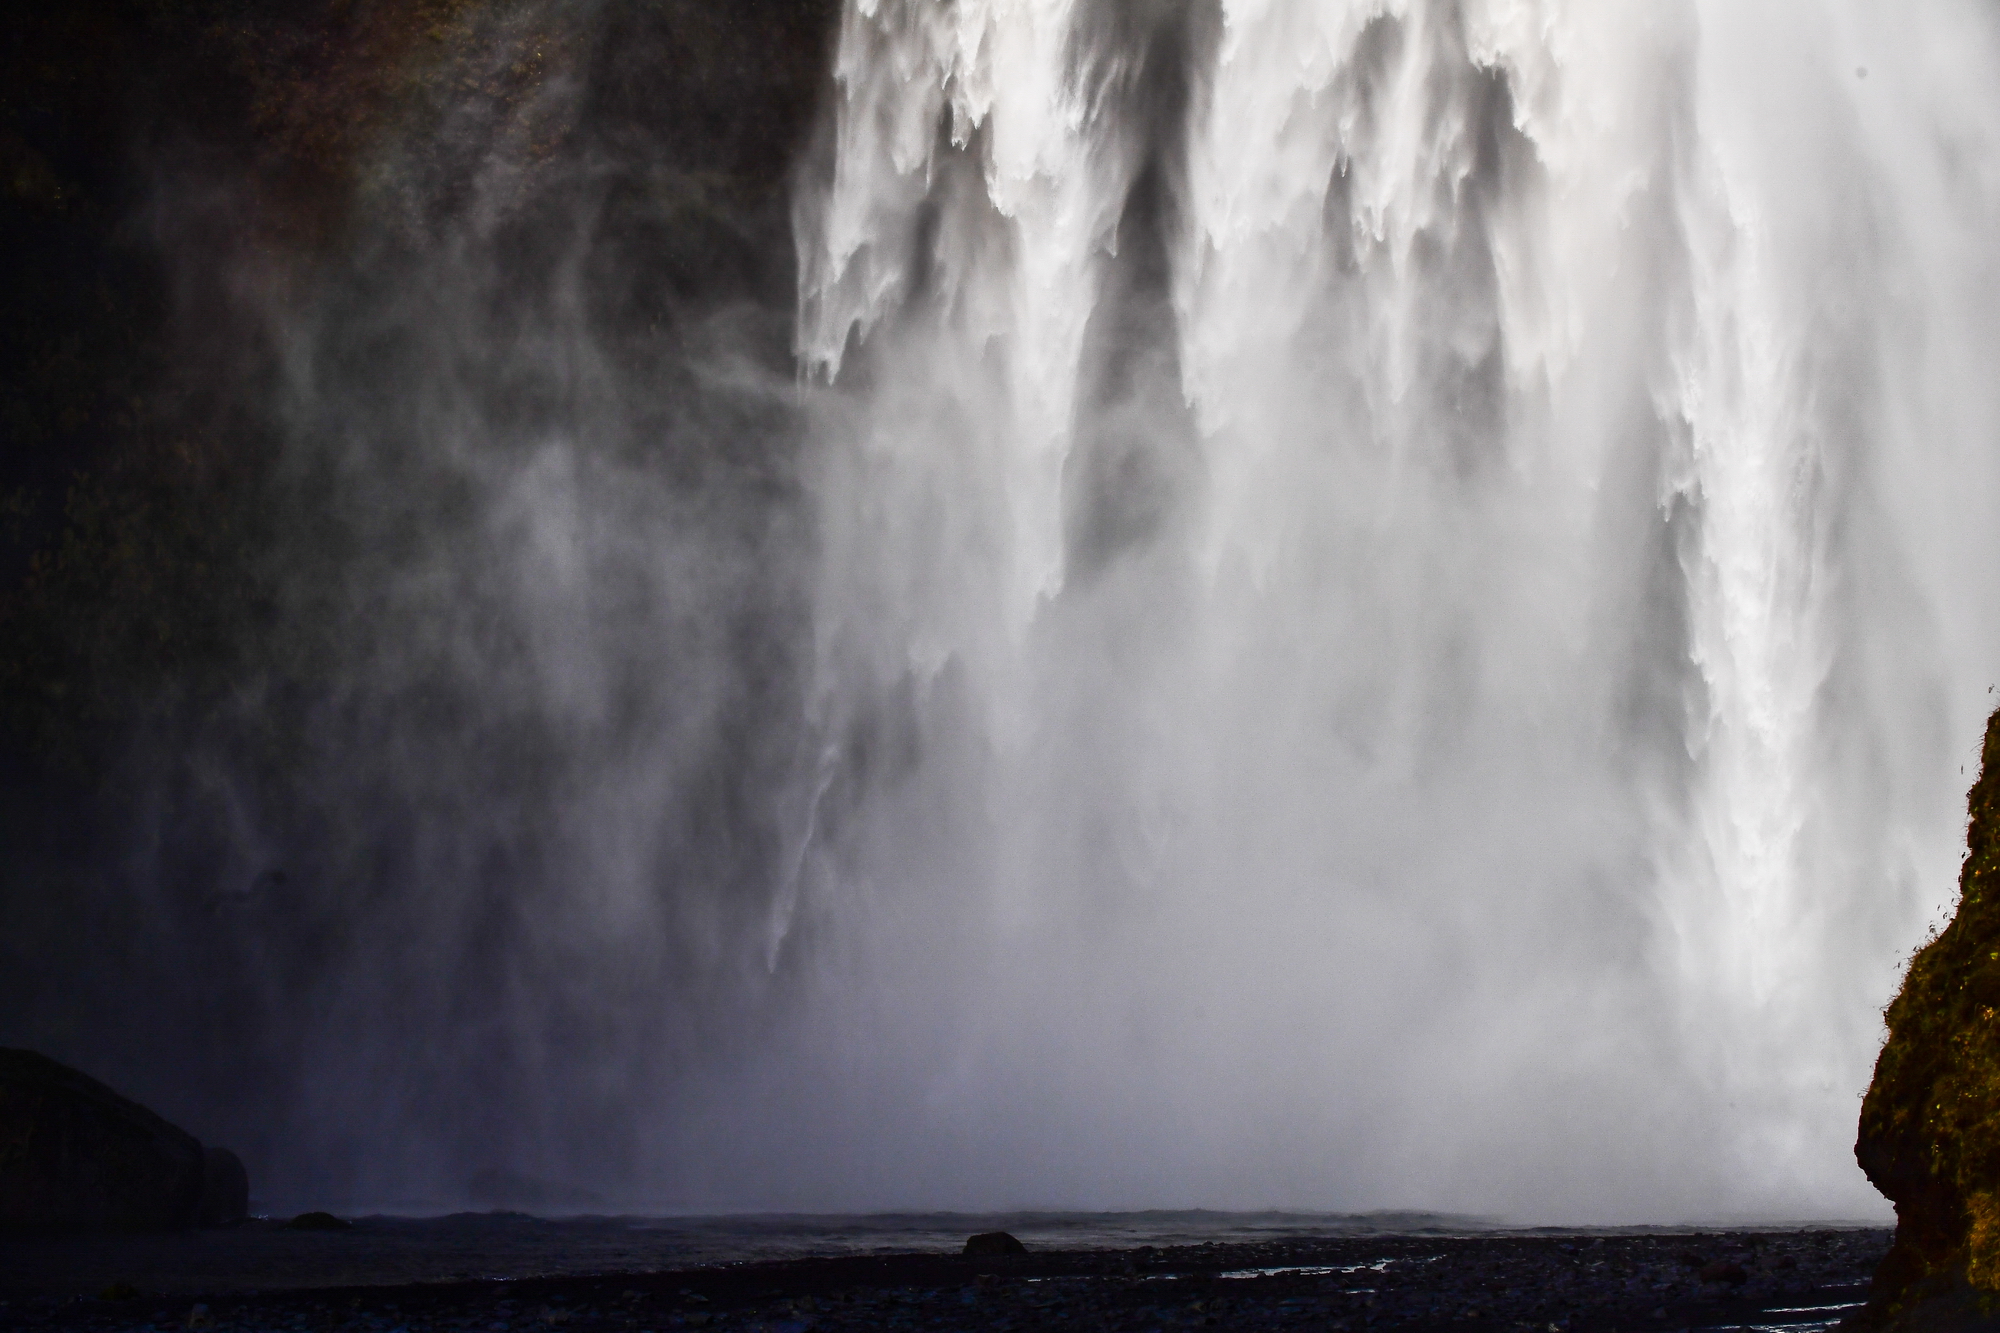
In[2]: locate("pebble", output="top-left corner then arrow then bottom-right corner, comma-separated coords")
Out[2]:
0,1229 -> 1889,1333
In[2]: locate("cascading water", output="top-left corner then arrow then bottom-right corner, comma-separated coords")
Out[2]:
698,0 -> 2000,1219
39,0 -> 2000,1224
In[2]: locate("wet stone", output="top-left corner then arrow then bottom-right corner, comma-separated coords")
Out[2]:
0,1227 -> 1890,1333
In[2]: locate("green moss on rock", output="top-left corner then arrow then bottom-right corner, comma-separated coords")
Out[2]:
1858,706 -> 2000,1327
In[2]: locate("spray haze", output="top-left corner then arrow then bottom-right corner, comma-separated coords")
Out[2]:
779,0 -> 2000,1219
12,0 -> 2000,1224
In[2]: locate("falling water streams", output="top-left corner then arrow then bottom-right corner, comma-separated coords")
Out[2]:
56,0 -> 2000,1225
706,0 -> 2000,1221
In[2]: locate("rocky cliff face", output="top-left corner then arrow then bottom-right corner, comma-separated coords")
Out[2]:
1858,706 -> 2000,1329
0,1048 -> 246,1232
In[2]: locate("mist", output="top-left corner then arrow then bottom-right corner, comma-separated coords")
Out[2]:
10,0 -> 2000,1225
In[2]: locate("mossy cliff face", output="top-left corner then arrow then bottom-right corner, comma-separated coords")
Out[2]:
1858,706 -> 2000,1324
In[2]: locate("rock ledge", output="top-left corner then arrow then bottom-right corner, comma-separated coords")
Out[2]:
1857,706 -> 2000,1332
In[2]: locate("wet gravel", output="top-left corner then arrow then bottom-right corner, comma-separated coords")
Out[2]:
0,1228 -> 1888,1333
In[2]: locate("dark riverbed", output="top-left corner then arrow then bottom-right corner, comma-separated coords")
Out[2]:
0,1217 -> 1888,1333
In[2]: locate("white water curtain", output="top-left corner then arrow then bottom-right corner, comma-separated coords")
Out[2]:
730,0 -> 2000,1219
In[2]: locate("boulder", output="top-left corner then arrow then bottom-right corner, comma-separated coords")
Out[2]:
964,1231 -> 1027,1256
0,1048 -> 247,1232
284,1211 -> 352,1231
1856,707 -> 2000,1332
198,1146 -> 250,1227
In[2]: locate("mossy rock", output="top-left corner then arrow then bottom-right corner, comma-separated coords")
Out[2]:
1857,707 -> 2000,1330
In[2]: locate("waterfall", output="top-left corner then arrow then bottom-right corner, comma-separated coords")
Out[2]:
716,0 -> 2000,1219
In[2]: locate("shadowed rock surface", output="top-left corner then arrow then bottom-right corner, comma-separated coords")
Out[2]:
0,1048 -> 245,1233
198,1148 -> 250,1230
1857,706 -> 2000,1331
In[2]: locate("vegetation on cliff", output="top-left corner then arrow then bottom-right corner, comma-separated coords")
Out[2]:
1858,704 -> 2000,1322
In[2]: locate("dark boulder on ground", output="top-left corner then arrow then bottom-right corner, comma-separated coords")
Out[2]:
284,1211 -> 352,1231
1856,707 -> 2000,1330
964,1231 -> 1027,1256
0,1048 -> 247,1232
198,1146 -> 249,1227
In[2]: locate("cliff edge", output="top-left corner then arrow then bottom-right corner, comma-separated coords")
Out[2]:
0,1048 -> 246,1232
1857,706 -> 2000,1331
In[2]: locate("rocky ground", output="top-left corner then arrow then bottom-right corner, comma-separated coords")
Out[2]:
0,1228 -> 1888,1333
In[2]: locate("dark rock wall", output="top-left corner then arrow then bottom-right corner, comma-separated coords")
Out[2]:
0,1048 -> 226,1232
1858,706 -> 2000,1323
